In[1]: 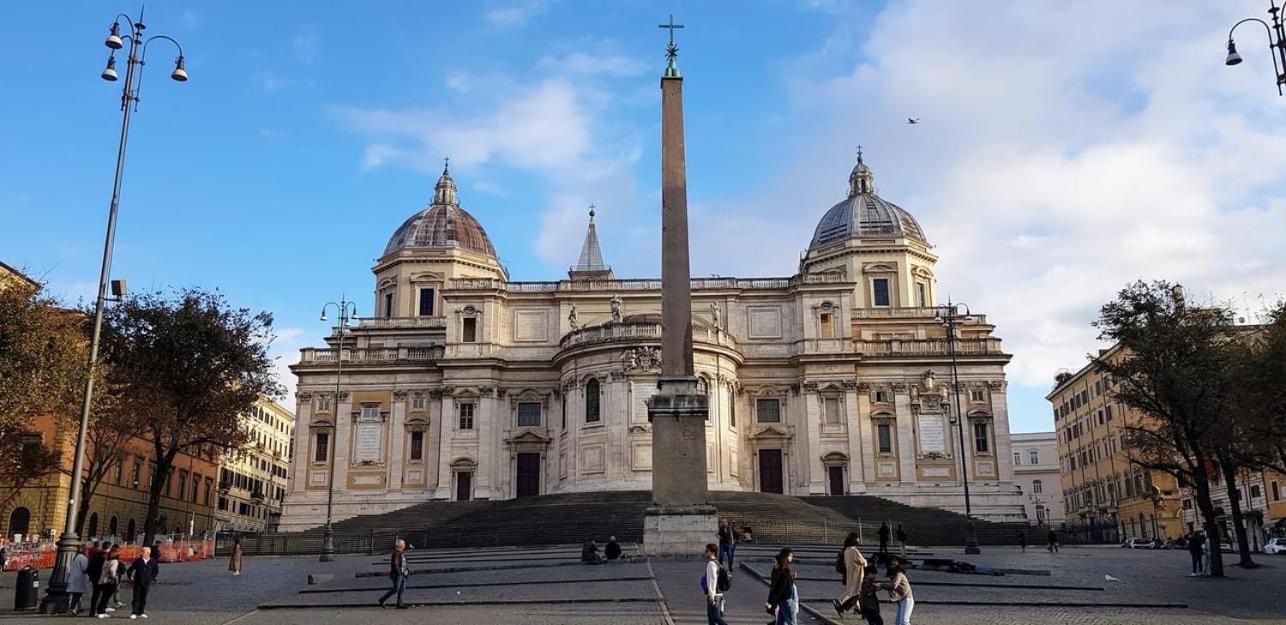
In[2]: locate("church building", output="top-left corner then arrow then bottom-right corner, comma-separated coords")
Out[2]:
278,153 -> 1025,531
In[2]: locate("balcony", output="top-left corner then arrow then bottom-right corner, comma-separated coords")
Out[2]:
559,322 -> 737,351
855,337 -> 1004,357
354,316 -> 446,329
852,307 -> 990,324
297,345 -> 444,364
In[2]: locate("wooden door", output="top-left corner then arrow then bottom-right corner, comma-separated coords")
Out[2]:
455,472 -> 472,501
516,453 -> 541,498
758,449 -> 784,494
828,466 -> 845,496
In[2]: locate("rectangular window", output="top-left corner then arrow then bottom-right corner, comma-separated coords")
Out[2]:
316,395 -> 332,413
314,431 -> 329,463
462,317 -> 477,343
361,404 -> 380,420
113,461 -> 123,485
872,278 -> 891,307
1013,451 -> 1021,465
1272,481 -> 1280,501
823,397 -> 841,425
874,389 -> 891,403
756,398 -> 781,423
1029,449 -> 1039,464
1251,484 -> 1262,499
970,389 -> 985,403
730,396 -> 737,428
517,402 -> 542,427
877,422 -> 893,453
973,422 -> 990,453
819,313 -> 835,338
915,282 -> 927,307
177,471 -> 188,501
418,288 -> 435,316
411,395 -> 426,411
384,292 -> 394,318
218,497 -> 228,511
409,430 -> 424,461
459,402 -> 475,430
204,478 -> 213,506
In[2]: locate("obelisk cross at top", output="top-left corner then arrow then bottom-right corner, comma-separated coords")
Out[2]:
659,15 -> 684,77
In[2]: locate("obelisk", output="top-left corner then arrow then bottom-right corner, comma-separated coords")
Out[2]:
643,15 -> 718,555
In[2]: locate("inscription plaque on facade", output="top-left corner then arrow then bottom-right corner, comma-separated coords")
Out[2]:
917,414 -> 946,454
354,421 -> 384,463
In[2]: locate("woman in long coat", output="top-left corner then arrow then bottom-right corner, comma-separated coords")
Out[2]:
229,538 -> 244,575
67,545 -> 91,614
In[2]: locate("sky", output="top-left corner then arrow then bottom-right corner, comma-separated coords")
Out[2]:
4,1 -> 1286,434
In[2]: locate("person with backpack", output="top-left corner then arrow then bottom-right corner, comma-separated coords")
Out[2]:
702,543 -> 730,625
1046,529 -> 1060,553
87,542 -> 109,616
832,531 -> 868,616
765,547 -> 798,625
93,546 -> 121,618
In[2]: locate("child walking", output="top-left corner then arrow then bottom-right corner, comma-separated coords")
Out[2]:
885,563 -> 914,625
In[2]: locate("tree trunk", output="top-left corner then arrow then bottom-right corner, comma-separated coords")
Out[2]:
1191,472 -> 1224,577
1218,456 -> 1257,568
142,457 -> 174,547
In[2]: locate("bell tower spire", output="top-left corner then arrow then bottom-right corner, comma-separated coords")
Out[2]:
568,204 -> 613,280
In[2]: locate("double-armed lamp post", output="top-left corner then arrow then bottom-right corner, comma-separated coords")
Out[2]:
317,299 -> 358,563
1226,1 -> 1286,94
934,301 -> 982,555
42,9 -> 187,613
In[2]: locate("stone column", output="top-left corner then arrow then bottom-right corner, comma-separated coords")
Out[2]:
434,391 -> 454,500
291,395 -> 313,494
803,387 -> 825,494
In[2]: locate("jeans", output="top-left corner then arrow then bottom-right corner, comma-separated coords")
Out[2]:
706,598 -> 729,625
1190,552 -> 1202,574
69,592 -> 83,613
894,596 -> 914,625
379,573 -> 406,606
93,584 -> 116,616
775,584 -> 799,625
719,543 -> 735,569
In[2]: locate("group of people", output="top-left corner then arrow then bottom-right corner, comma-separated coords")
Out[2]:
65,541 -> 160,619
1015,529 -> 1061,553
698,526 -> 914,625
580,537 -> 624,564
1186,531 -> 1213,576
876,522 -> 909,556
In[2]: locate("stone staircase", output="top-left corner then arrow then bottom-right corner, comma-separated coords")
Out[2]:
805,494 -> 1057,545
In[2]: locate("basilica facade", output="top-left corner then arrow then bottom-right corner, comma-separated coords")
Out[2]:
278,154 -> 1025,531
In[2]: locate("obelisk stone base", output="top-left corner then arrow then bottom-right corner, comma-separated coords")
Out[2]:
644,375 -> 716,556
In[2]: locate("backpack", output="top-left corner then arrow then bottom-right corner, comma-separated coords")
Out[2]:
716,563 -> 732,592
835,549 -> 846,575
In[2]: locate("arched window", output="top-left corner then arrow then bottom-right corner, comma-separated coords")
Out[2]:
1032,479 -> 1043,494
7,506 -> 31,537
108,515 -> 119,537
127,519 -> 136,542
87,513 -> 99,539
585,379 -> 600,423
1036,505 -> 1047,524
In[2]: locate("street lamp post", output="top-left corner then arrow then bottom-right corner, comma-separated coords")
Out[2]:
42,10 -> 187,613
317,298 -> 358,562
1225,1 -> 1286,95
935,301 -> 982,555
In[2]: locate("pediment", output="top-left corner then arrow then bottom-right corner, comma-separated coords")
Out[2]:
749,424 -> 792,440
505,430 -> 552,445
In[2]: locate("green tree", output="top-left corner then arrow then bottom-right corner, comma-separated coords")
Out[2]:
1092,281 -> 1234,577
0,279 -> 88,505
100,289 -> 281,545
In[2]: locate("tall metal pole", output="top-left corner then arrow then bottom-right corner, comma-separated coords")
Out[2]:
319,299 -> 354,562
944,303 -> 981,554
42,15 -> 143,613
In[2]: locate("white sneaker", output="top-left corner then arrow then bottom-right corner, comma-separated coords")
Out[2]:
97,615 -> 110,619
106,607 -> 116,613
140,615 -> 148,619
130,615 -> 138,620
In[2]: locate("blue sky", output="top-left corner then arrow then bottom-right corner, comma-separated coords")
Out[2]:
4,1 -> 1286,434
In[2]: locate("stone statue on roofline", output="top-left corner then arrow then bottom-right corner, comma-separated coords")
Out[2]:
610,294 -> 623,323
568,303 -> 580,331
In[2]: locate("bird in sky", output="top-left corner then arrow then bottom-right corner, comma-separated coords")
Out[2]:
907,117 -> 920,125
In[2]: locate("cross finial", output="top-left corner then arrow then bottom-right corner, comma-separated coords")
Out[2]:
857,145 -> 863,162
588,203 -> 597,219
443,156 -> 450,173
659,14 -> 684,62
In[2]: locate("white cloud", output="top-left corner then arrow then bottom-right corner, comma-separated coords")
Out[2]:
484,0 -> 552,27
254,71 -> 312,92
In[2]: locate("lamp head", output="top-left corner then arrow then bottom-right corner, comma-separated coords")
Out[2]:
319,310 -> 328,322
171,56 -> 188,82
101,55 -> 119,81
105,22 -> 124,50
1226,40 -> 1243,66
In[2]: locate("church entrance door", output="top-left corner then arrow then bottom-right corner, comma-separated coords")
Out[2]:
758,449 -> 784,494
456,472 -> 472,501
516,453 -> 541,498
828,466 -> 845,496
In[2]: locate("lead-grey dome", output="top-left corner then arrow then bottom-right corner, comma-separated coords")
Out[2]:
810,152 -> 928,248
384,165 -> 497,258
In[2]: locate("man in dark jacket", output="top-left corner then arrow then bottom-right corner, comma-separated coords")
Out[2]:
379,539 -> 410,609
1187,532 -> 1205,576
127,545 -> 160,618
878,522 -> 890,555
86,542 -> 109,616
605,536 -> 622,561
717,523 -> 736,570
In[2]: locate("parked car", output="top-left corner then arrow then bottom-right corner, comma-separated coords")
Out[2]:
1121,537 -> 1154,549
1263,538 -> 1285,555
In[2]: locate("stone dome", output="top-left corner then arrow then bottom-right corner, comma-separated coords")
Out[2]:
383,165 -> 497,258
809,151 -> 928,249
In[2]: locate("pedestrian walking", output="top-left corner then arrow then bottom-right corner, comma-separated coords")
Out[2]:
229,538 -> 244,576
127,545 -> 160,619
896,525 -> 908,556
878,522 -> 890,555
67,544 -> 91,615
858,564 -> 884,625
1017,531 -> 1027,552
701,543 -> 729,625
93,546 -> 121,618
1046,529 -> 1060,553
1187,531 -> 1204,576
605,536 -> 622,561
378,538 -> 410,609
832,531 -> 868,616
717,521 -> 736,571
884,562 -> 915,625
87,542 -> 109,616
1201,536 -> 1212,576
767,548 -> 799,625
